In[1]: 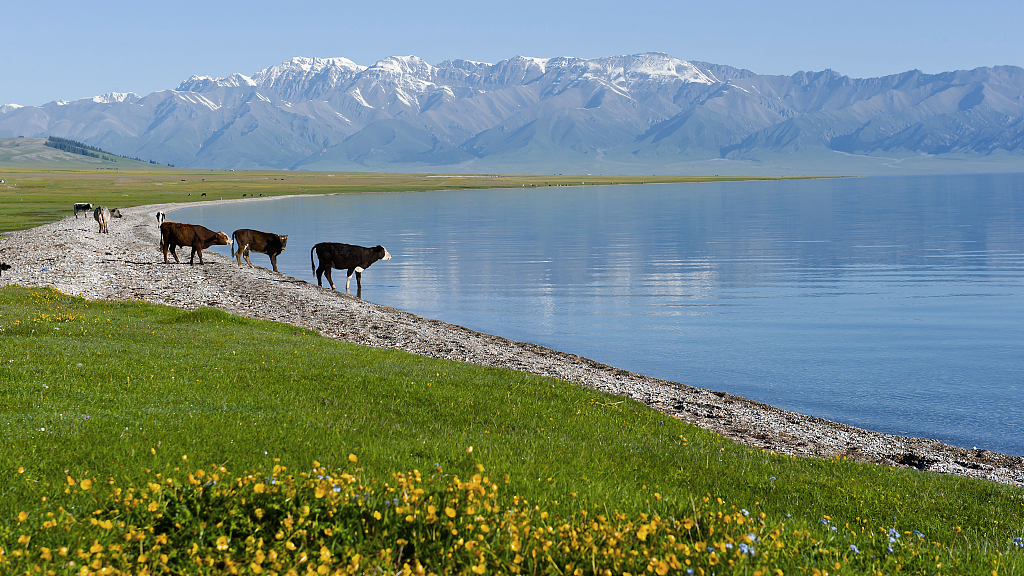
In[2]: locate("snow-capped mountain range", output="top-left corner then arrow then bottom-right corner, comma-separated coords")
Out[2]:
2,53 -> 1023,174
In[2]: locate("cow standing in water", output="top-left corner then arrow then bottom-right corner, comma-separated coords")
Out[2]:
232,229 -> 288,272
93,206 -> 122,234
311,243 -> 391,294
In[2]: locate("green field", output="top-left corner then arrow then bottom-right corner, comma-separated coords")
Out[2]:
1,287 -> 1022,574
1,169 -> 1021,574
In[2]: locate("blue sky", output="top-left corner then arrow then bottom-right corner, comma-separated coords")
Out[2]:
3,0 -> 1022,106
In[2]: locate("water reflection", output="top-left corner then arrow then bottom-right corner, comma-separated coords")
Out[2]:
178,173 -> 1024,455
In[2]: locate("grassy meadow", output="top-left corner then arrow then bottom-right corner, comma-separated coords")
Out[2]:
0,169 -> 1022,574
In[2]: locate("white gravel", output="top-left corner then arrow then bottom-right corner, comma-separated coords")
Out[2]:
2,200 -> 1022,485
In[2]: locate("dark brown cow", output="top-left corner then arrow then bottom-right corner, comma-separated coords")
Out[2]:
232,228 -> 288,272
311,242 -> 392,293
159,221 -> 232,265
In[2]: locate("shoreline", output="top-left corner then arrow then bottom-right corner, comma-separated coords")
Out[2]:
1,200 -> 1022,485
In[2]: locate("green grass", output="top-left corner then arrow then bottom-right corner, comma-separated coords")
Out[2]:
1,287 -> 1022,574
0,167 -> 805,233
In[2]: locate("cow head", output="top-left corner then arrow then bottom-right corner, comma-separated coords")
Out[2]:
280,235 -> 288,251
215,231 -> 232,246
376,245 -> 392,261
110,208 -> 123,218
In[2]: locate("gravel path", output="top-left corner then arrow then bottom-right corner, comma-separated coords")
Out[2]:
2,200 -> 1022,485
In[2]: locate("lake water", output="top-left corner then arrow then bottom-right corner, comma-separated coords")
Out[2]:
178,174 -> 1024,456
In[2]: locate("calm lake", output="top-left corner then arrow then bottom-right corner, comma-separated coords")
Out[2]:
178,173 -> 1024,456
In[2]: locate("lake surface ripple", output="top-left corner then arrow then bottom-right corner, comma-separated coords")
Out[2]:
180,173 -> 1024,456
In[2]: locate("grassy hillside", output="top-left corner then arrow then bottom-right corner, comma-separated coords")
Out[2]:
0,138 -> 160,170
1,287 -> 1022,574
0,167 -> 796,233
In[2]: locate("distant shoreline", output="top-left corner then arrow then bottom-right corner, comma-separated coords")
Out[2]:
1,198 -> 1022,485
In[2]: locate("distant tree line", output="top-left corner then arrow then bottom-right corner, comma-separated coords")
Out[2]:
44,136 -> 170,166
44,136 -> 113,159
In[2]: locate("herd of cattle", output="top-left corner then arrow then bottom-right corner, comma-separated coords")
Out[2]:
76,202 -> 392,293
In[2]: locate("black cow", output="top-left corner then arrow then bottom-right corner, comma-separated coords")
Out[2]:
311,243 -> 392,293
160,221 -> 232,265
73,203 -> 93,218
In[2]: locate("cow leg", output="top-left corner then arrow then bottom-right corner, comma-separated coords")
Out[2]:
235,245 -> 245,267
345,269 -> 354,293
164,244 -> 179,264
189,247 -> 197,266
243,250 -> 254,268
269,254 -> 278,272
324,267 -> 336,290
355,270 -> 363,292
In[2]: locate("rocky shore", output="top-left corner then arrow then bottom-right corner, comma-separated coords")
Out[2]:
2,200 -> 1022,485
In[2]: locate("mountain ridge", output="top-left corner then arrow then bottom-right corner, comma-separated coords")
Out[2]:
2,53 -> 1022,175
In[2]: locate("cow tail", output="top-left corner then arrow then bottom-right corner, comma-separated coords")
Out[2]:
159,224 -> 166,251
310,244 -> 317,276
231,231 -> 237,258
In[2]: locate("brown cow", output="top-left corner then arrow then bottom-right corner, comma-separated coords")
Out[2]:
93,206 -> 122,234
159,221 -> 232,265
232,229 -> 288,272
311,242 -> 392,293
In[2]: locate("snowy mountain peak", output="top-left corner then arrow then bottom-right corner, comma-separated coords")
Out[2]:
251,57 -> 365,87
1,103 -> 24,113
177,73 -> 256,92
509,56 -> 551,73
221,73 -> 256,87
608,52 -> 718,84
91,92 -> 140,104
365,55 -> 434,79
